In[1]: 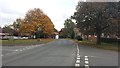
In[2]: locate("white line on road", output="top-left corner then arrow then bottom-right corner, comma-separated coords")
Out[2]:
77,55 -> 80,58
76,60 -> 80,63
85,56 -> 88,58
85,64 -> 89,68
75,63 -> 80,67
77,44 -> 79,53
85,61 -> 89,64
77,54 -> 80,56
85,58 -> 88,61
84,56 -> 89,68
75,44 -> 81,67
77,57 -> 80,60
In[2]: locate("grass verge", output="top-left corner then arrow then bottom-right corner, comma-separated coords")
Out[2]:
1,38 -> 55,46
74,40 -> 119,52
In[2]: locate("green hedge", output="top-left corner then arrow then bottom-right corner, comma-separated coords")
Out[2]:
101,38 -> 120,44
76,36 -> 83,41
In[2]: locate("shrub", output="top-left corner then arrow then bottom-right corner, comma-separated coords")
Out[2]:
76,36 -> 83,41
101,38 -> 120,44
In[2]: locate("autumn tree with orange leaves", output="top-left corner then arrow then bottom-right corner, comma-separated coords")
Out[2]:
19,8 -> 54,38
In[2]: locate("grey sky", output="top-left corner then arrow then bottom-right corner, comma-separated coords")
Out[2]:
0,0 -> 83,30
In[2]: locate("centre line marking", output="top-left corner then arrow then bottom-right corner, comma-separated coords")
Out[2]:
75,64 -> 80,67
85,56 -> 88,58
77,55 -> 80,58
75,44 -> 81,67
76,60 -> 80,63
77,57 -> 80,60
85,61 -> 89,64
85,64 -> 89,68
85,58 -> 88,61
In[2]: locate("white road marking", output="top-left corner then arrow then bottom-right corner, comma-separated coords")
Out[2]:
84,56 -> 90,68
85,64 -> 89,68
77,57 -> 80,60
75,63 -> 80,67
85,56 -> 88,58
77,45 -> 79,52
85,61 -> 89,64
75,44 -> 81,67
85,64 -> 89,66
2,44 -> 45,57
85,58 -> 88,61
77,55 -> 80,58
77,51 -> 79,54
76,60 -> 80,63
77,54 -> 80,56
77,44 -> 80,57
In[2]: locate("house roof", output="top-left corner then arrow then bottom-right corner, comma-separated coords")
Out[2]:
0,33 -> 9,35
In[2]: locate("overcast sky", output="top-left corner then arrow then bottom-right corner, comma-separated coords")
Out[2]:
0,0 -> 85,31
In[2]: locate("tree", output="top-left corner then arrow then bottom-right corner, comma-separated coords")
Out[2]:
62,18 -> 75,39
73,2 -> 119,44
0,27 -> 2,33
54,28 -> 58,32
19,8 -> 54,37
59,28 -> 66,38
12,18 -> 22,31
2,26 -> 17,35
19,22 -> 35,36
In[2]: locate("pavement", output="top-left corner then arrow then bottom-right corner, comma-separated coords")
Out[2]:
1,39 -> 119,68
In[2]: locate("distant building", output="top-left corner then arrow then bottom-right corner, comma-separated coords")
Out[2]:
52,32 -> 59,39
0,28 -> 10,39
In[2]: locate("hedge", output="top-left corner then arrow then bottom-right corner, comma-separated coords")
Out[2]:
101,38 -> 120,45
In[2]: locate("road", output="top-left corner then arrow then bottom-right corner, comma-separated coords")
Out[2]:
1,39 -> 119,68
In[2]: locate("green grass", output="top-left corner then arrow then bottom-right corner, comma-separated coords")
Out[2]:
74,39 -> 119,52
1,38 -> 55,46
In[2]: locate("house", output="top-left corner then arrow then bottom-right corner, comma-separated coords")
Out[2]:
0,28 -> 10,39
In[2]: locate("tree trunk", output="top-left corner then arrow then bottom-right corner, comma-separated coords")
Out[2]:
96,32 -> 101,45
86,34 -> 89,40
